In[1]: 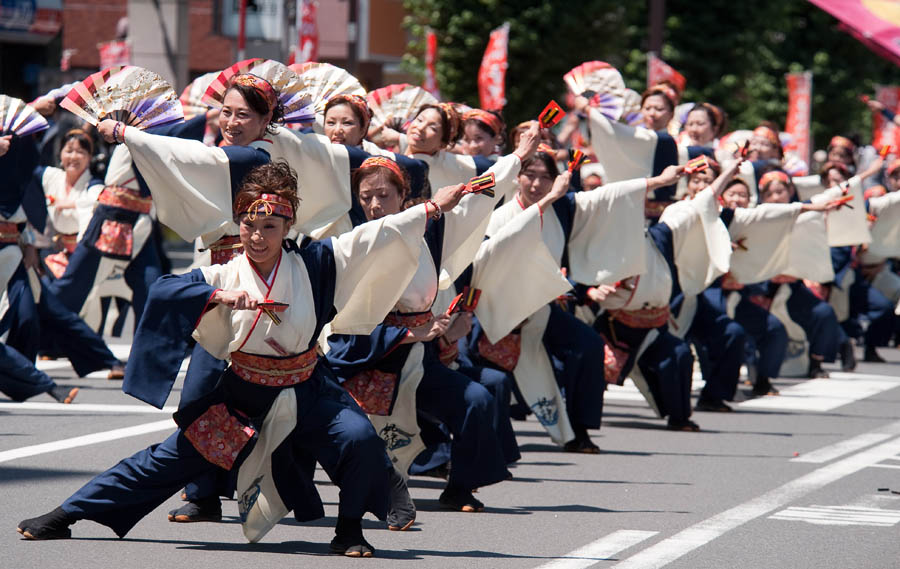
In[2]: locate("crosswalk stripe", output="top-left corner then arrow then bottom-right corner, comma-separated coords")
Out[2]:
534,530 -> 659,569
0,402 -> 176,414
769,505 -> 900,526
791,432 -> 895,463
737,374 -> 897,412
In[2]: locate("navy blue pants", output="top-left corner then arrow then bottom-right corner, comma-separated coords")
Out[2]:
734,298 -> 788,379
61,373 -> 391,538
845,278 -> 895,348
0,343 -> 55,401
48,237 -> 162,329
637,330 -> 694,422
416,354 -> 510,490
457,363 -> 520,464
180,344 -> 227,501
687,294 -> 745,402
786,282 -> 844,362
543,304 -> 605,430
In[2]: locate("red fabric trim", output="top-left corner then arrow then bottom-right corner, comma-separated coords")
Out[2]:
237,252 -> 282,352
194,288 -> 222,330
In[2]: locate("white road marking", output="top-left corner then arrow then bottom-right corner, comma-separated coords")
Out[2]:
791,432 -> 895,464
534,530 -> 659,569
0,402 -> 176,414
610,433 -> 900,569
769,505 -> 900,527
737,375 -> 897,412
0,419 -> 176,464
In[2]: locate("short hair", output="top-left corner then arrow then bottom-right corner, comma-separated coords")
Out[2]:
233,160 -> 299,224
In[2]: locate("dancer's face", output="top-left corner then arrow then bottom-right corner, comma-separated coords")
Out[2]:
517,159 -> 554,207
461,123 -> 497,158
761,180 -> 792,204
324,103 -> 364,147
721,183 -> 750,209
407,108 -> 444,155
220,89 -> 271,147
358,174 -> 403,220
60,139 -> 90,179
640,94 -> 673,131
686,168 -> 716,197
685,109 -> 715,145
239,213 -> 288,273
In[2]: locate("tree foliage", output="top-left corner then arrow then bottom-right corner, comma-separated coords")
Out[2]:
402,0 -> 900,147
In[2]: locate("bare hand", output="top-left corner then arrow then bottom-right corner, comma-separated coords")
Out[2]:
0,135 -> 11,157
573,95 -> 590,114
32,97 -> 57,117
587,284 -> 617,303
647,165 -> 685,191
97,119 -> 120,144
213,289 -> 260,311
442,312 -> 473,343
513,121 -> 540,162
431,183 -> 467,213
538,171 -> 572,212
406,313 -> 451,343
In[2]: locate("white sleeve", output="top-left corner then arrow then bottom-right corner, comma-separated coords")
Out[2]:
586,108 -> 657,183
868,191 -> 900,258
727,203 -> 803,283
471,204 -> 572,343
567,178 -> 648,285
328,203 -> 429,334
784,211 -> 835,282
123,127 -> 233,242
809,176 -> 871,247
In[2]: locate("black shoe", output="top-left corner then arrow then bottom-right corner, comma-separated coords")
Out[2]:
439,486 -> 485,512
840,340 -> 857,371
167,497 -> 222,523
563,437 -> 601,454
666,419 -> 701,432
807,360 -> 829,378
864,345 -> 886,363
331,516 -> 374,557
695,399 -> 733,412
17,507 -> 73,540
386,469 -> 416,531
47,385 -> 78,404
752,376 -> 780,396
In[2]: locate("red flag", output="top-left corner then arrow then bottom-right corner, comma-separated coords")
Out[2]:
423,27 -> 441,99
647,53 -> 686,92
872,85 -> 900,151
97,40 -> 130,71
478,22 -> 510,111
290,0 -> 318,65
783,71 -> 813,171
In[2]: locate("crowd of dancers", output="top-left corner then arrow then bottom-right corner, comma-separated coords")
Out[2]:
5,57 -> 900,557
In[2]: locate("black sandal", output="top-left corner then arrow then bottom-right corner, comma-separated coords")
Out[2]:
17,507 -> 74,540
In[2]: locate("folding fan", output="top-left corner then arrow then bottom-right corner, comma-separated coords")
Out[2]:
60,66 -> 183,129
621,88 -> 643,126
367,84 -> 439,131
563,61 -> 626,98
0,95 -> 49,136
288,62 -> 365,125
590,92 -> 625,122
202,59 -> 315,124
179,72 -> 219,119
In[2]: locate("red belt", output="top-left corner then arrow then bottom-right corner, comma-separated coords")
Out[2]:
384,311 -> 432,329
98,185 -> 152,214
207,235 -> 243,265
0,221 -> 19,244
55,232 -> 78,254
230,347 -> 318,387
610,305 -> 670,329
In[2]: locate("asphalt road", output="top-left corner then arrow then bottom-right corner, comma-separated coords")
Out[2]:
4,340 -> 900,569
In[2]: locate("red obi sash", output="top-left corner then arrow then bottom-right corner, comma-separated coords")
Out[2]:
342,369 -> 398,416
230,348 -> 318,387
603,343 -> 630,385
645,200 -> 674,219
384,311 -> 432,329
478,332 -> 522,372
208,235 -> 244,265
0,222 -> 19,244
609,305 -> 670,329
55,232 -> 78,254
98,185 -> 153,214
184,403 -> 256,470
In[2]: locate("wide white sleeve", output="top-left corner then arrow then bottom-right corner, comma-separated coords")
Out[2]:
267,127 -> 353,234
658,187 -> 732,295
329,203 -> 429,334
793,174 -> 825,201
727,203 -> 803,284
784,211 -> 834,282
123,127 -> 233,242
868,191 -> 900,258
471,204 -> 572,343
808,176 -> 871,247
567,178 -> 647,285
439,153 -> 522,287
586,108 -> 657,183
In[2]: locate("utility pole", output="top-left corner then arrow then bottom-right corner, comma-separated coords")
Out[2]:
347,0 -> 358,73
128,0 -> 189,88
648,0 -> 665,55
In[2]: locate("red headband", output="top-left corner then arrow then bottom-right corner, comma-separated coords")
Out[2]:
829,135 -> 856,152
231,74 -> 278,113
437,102 -> 460,142
647,84 -> 679,107
359,156 -> 406,181
759,170 -> 791,189
753,126 -> 780,146
245,193 -> 294,220
464,109 -> 503,135
328,94 -> 372,131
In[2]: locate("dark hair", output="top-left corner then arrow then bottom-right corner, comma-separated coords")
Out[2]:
224,83 -> 285,135
724,179 -> 749,193
233,160 -> 299,224
521,151 -> 559,178
687,103 -> 726,138
352,163 -> 412,204
819,160 -> 850,181
415,103 -> 462,147
324,97 -> 371,131
61,129 -> 94,156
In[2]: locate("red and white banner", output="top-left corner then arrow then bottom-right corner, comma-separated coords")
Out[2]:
809,0 -> 900,67
290,0 -> 318,65
647,53 -> 686,92
478,22 -> 510,111
423,27 -> 441,99
98,40 -> 130,70
784,71 -> 813,170
872,85 -> 900,150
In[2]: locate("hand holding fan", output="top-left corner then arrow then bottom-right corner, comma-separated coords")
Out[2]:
367,84 -> 438,132
288,62 -> 365,125
60,66 -> 184,129
0,95 -> 49,136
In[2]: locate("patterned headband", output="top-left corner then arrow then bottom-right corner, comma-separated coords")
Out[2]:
753,126 -> 780,146
647,84 -> 679,107
231,74 -> 278,114
464,109 -> 503,135
245,193 -> 294,221
759,170 -> 791,189
829,135 -> 856,152
328,94 -> 372,130
359,156 -> 406,181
